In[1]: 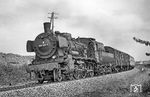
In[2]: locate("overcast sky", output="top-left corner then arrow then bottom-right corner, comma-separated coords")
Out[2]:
0,0 -> 150,61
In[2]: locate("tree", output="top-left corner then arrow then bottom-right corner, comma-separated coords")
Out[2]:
133,37 -> 150,56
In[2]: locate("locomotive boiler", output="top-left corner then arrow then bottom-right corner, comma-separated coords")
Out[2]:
26,12 -> 135,83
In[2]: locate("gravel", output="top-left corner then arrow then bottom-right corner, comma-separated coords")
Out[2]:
0,68 -> 139,97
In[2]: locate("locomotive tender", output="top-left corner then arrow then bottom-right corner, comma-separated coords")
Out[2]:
26,12 -> 135,83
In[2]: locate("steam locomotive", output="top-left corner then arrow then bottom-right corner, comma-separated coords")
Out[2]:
26,12 -> 135,83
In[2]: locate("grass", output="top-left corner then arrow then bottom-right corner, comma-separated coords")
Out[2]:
0,63 -> 31,86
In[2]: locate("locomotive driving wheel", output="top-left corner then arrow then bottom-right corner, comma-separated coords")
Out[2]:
82,72 -> 86,78
53,68 -> 62,82
88,71 -> 94,77
86,63 -> 94,77
79,70 -> 87,78
35,71 -> 44,84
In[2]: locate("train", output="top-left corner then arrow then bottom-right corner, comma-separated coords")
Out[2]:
26,12 -> 135,83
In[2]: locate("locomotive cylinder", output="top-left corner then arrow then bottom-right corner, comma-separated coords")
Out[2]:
44,22 -> 51,33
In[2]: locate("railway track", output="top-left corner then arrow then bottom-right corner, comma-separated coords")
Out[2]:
0,80 -> 70,92
0,68 -> 135,92
0,81 -> 37,92
0,78 -> 83,92
0,68 -> 149,97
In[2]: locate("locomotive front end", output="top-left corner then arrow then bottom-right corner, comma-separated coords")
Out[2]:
27,22 -> 57,59
34,32 -> 57,59
26,21 -> 61,83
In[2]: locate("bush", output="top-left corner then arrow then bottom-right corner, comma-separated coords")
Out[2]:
142,80 -> 150,93
0,63 -> 30,86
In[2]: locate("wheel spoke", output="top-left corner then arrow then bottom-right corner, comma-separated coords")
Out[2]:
74,71 -> 80,79
89,71 -> 94,77
53,68 -> 62,82
80,70 -> 86,78
68,73 -> 74,80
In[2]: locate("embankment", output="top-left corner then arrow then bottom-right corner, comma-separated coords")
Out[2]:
0,68 -> 139,97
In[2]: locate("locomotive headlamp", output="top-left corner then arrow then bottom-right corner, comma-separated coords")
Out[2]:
52,55 -> 56,59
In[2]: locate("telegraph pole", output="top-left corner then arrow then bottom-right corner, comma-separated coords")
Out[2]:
48,12 -> 58,34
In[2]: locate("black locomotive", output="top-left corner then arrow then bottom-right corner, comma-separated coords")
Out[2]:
26,12 -> 135,83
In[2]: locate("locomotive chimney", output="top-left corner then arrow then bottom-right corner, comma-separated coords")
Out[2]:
43,22 -> 51,33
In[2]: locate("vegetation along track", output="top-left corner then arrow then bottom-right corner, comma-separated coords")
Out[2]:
0,68 -> 135,92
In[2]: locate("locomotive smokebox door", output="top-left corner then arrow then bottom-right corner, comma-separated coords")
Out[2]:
34,33 -> 57,58
43,22 -> 51,33
27,40 -> 34,52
